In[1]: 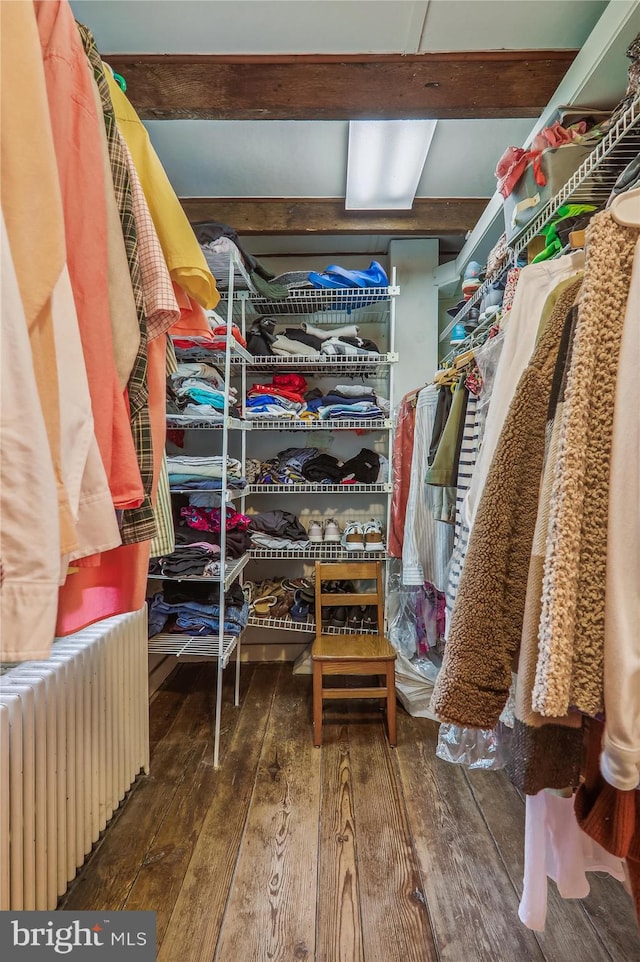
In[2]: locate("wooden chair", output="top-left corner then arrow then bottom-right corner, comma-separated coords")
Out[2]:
311,561 -> 397,747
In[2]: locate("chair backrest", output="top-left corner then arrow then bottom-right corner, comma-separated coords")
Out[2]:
314,561 -> 384,640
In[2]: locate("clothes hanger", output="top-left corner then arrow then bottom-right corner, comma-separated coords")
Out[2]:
609,186 -> 640,227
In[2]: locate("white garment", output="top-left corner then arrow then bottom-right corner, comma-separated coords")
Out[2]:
53,267 -> 121,569
402,385 -> 453,590
463,251 -> 585,530
1,211 -> 60,660
167,456 -> 242,479
301,323 -> 359,341
601,231 -> 640,791
519,791 -> 625,932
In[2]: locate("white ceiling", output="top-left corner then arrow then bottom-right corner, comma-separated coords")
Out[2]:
69,0 -> 634,260
70,1 -> 608,55
146,117 -> 534,199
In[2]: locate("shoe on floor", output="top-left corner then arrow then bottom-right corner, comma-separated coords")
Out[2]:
363,519 -> 383,551
323,518 -> 341,542
341,521 -> 365,550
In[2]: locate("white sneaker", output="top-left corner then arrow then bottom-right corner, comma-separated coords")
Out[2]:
342,522 -> 365,550
308,520 -> 323,543
323,519 -> 341,543
363,519 -> 384,551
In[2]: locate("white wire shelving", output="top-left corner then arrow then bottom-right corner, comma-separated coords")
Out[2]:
247,614 -> 377,635
440,96 -> 640,345
439,262 -> 511,343
246,483 -> 391,495
148,553 -> 250,591
513,96 -> 640,256
148,632 -> 240,668
219,285 -> 399,325
244,353 -> 397,375
169,487 -> 246,500
247,418 -> 392,431
249,544 -> 387,561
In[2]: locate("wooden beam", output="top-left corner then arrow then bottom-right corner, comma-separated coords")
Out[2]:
180,197 -> 489,235
106,51 -> 577,121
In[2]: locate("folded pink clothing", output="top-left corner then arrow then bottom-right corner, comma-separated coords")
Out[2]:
180,505 -> 252,533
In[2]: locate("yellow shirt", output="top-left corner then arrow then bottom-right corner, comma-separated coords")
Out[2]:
104,68 -> 219,310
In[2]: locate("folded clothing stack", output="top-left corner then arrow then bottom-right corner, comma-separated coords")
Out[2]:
245,373 -> 309,419
177,504 -> 253,559
168,455 -> 244,490
252,446 -> 387,485
195,220 -> 289,301
246,377 -> 389,423
167,361 -> 238,421
148,538 -> 221,579
173,323 -> 247,355
246,318 -> 382,358
248,510 -> 310,550
255,446 -> 320,484
148,581 -> 249,638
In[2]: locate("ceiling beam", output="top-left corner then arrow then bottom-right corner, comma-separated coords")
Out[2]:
106,51 -> 577,121
180,197 -> 489,234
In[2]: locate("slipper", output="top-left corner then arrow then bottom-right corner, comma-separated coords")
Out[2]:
252,595 -> 278,616
271,593 -> 294,618
290,590 -> 311,622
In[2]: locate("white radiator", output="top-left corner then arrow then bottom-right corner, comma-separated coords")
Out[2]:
0,607 -> 149,911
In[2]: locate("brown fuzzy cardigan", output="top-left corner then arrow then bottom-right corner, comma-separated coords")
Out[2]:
430,278 -> 583,728
534,212 -> 639,717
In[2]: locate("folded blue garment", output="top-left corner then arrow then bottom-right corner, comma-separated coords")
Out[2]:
179,387 -> 226,408
148,597 -> 249,637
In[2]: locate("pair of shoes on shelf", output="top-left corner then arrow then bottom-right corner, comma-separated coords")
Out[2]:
341,519 -> 384,551
308,518 -> 341,543
251,578 -> 295,618
327,604 -> 378,632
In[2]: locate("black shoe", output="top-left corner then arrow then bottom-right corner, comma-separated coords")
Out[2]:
346,606 -> 364,631
362,607 -> 378,632
329,606 -> 347,629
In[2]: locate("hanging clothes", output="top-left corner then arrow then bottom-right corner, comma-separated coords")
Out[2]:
430,278 -> 583,729
534,211 -> 639,718
34,0 -> 144,514
463,250 -> 585,531
0,211 -> 60,661
600,226 -> 640,792
388,392 -> 418,557
508,303 -> 584,796
402,385 -> 454,591
102,68 -> 219,311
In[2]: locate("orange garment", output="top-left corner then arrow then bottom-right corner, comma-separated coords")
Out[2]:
55,542 -> 150,636
170,282 -> 212,338
55,334 -> 168,635
34,0 -> 143,511
0,0 -> 76,554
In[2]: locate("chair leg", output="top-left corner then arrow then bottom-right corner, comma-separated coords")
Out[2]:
386,664 -> 397,747
312,660 -> 323,747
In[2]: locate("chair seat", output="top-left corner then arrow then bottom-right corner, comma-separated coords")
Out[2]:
312,632 -> 397,662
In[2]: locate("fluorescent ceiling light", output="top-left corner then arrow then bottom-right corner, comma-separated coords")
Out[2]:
346,120 -> 437,210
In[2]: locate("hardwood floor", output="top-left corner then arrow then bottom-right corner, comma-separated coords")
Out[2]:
60,663 -> 640,962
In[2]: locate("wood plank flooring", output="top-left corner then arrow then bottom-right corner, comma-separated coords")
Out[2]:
60,664 -> 640,962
